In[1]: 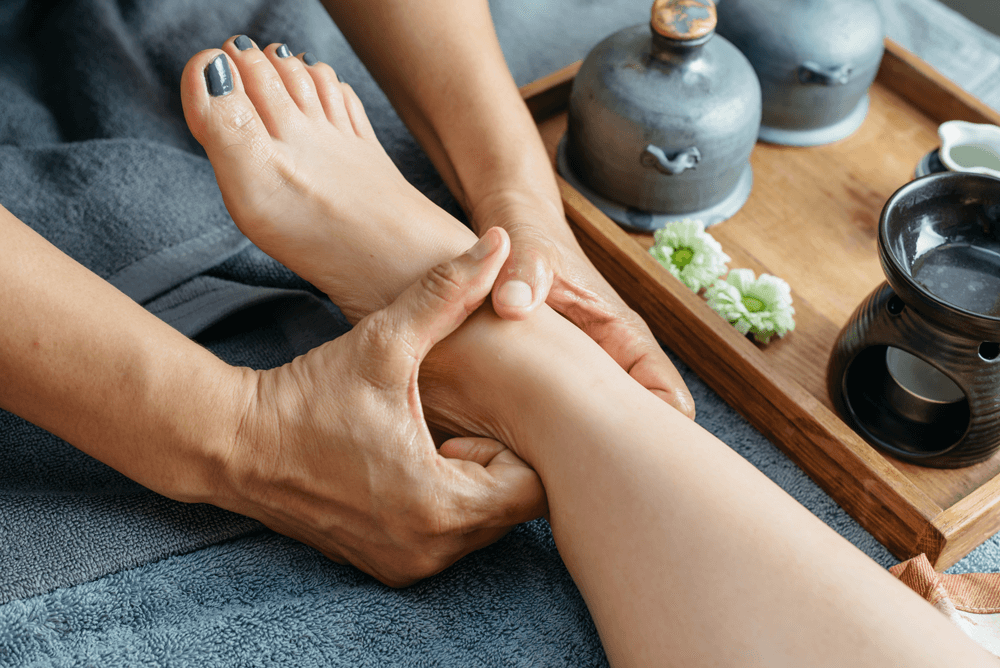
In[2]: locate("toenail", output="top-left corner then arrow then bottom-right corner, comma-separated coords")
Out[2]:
234,35 -> 253,51
204,54 -> 233,97
276,44 -> 292,58
497,280 -> 533,309
302,52 -> 318,66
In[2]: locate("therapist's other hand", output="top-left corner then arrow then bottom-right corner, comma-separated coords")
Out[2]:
219,227 -> 545,587
474,190 -> 696,419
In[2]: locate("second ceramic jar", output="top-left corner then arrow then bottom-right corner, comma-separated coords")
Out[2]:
562,0 -> 761,231
715,0 -> 885,146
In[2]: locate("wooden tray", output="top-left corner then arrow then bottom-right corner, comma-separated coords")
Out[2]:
521,39 -> 1000,571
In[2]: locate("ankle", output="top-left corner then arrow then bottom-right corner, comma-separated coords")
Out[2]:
419,302 -> 627,469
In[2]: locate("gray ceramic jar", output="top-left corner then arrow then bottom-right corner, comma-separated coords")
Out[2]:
715,0 -> 885,146
560,0 -> 761,231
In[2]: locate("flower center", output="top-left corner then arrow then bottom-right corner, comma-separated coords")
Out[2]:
742,295 -> 766,313
671,247 -> 695,269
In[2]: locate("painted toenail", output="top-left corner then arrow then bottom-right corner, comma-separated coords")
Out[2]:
497,280 -> 533,308
276,44 -> 292,58
204,55 -> 233,97
234,35 -> 253,51
302,52 -> 318,66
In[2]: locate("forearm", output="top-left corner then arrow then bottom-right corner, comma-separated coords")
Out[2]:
0,206 -> 251,502
321,0 -> 563,233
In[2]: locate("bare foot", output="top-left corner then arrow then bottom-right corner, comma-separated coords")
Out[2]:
177,37 -> 629,467
180,38 -> 476,322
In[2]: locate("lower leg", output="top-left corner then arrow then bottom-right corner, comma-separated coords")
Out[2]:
419,304 -> 995,667
181,46 -> 995,667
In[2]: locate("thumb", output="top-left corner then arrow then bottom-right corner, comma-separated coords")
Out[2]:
491,235 -> 555,321
382,227 -> 510,363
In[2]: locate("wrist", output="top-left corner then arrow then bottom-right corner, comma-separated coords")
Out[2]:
168,363 -> 263,508
198,365 -> 272,512
469,185 -> 568,238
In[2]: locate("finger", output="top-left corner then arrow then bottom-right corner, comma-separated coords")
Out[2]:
491,236 -> 554,321
441,440 -> 548,528
597,317 -> 695,419
547,277 -> 697,419
438,436 -> 509,466
381,226 -> 510,363
627,337 -> 697,420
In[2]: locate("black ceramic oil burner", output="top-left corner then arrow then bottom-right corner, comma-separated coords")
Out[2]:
828,172 -> 1000,467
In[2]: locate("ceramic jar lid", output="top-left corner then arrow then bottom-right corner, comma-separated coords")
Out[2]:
650,0 -> 716,42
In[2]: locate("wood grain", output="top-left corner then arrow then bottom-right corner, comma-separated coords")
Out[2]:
524,39 -> 1000,570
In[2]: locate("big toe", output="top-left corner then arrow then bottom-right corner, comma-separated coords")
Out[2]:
180,49 -> 275,206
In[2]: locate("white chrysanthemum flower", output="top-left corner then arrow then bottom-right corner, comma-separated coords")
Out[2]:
705,269 -> 796,344
648,219 -> 730,292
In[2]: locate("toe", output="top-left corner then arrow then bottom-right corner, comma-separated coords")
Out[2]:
305,59 -> 353,129
262,43 -> 324,118
180,49 -> 275,209
221,38 -> 303,138
341,83 -> 377,140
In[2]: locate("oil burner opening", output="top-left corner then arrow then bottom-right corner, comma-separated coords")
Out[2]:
841,345 -> 970,459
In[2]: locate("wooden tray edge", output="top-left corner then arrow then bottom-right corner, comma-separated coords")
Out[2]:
878,38 -> 1000,127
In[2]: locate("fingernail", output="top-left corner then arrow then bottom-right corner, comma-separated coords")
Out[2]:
302,52 -> 318,66
234,35 -> 253,51
497,280 -> 533,308
276,43 -> 292,58
336,72 -> 345,83
467,231 -> 499,260
204,55 -> 233,97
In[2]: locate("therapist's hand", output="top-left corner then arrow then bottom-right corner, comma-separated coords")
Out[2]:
474,190 -> 696,419
218,227 -> 545,587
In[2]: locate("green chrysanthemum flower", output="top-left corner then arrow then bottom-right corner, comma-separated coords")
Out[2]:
648,219 -> 730,292
705,269 -> 796,344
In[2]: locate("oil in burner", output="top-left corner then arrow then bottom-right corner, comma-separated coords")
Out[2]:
912,243 -> 1000,317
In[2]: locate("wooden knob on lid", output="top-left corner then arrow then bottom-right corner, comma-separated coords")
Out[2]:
651,0 -> 717,41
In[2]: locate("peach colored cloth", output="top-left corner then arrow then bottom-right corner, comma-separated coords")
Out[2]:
891,554 -> 1000,657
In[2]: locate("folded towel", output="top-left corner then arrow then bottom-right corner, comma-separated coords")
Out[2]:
893,553 -> 1000,657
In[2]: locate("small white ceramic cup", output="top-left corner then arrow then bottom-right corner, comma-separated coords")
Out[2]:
938,120 -> 1000,179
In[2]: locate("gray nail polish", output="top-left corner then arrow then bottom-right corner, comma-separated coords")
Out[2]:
336,72 -> 345,83
302,52 -> 318,66
276,43 -> 291,58
234,35 -> 253,51
205,54 -> 233,97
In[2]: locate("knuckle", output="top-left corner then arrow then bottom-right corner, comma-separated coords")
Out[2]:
377,566 -> 417,589
354,312 -> 400,354
317,62 -> 341,86
421,261 -> 464,305
222,104 -> 259,135
406,554 -> 447,583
